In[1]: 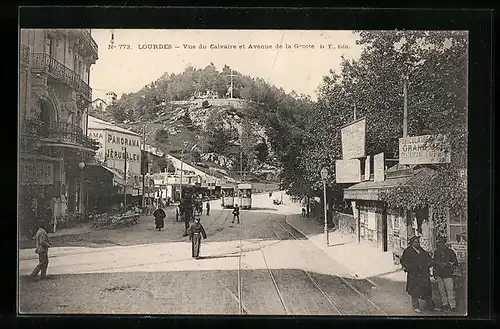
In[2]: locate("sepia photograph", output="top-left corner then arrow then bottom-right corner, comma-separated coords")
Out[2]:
18,28 -> 468,316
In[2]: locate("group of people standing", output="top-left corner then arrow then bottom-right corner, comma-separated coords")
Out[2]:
401,235 -> 460,314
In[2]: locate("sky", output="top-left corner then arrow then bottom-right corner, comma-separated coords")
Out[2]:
89,29 -> 363,102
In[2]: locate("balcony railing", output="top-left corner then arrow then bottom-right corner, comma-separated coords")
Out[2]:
20,116 -> 98,151
20,44 -> 30,66
31,53 -> 92,101
40,121 -> 98,151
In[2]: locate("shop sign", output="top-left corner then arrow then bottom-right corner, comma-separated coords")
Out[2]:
399,134 -> 451,165
341,118 -> 366,160
364,155 -> 371,181
374,152 -> 385,182
335,159 -> 361,183
20,160 -> 54,185
450,243 -> 467,262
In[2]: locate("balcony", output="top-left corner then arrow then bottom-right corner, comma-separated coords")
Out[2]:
40,121 -> 98,151
20,44 -> 30,66
31,53 -> 92,101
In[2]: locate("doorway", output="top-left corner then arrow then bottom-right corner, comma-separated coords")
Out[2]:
381,204 -> 388,252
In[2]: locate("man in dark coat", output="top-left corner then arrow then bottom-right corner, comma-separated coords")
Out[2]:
206,201 -> 211,216
153,205 -> 166,231
232,205 -> 240,224
188,217 -> 207,259
400,235 -> 434,313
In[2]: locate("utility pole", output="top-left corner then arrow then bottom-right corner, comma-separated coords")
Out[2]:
228,69 -> 236,99
403,75 -> 408,138
353,102 -> 357,122
240,151 -> 244,183
123,147 -> 127,207
142,125 -> 146,209
180,141 -> 187,200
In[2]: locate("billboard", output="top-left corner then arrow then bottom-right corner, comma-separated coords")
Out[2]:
399,134 -> 451,165
374,152 -> 385,182
341,118 -> 366,160
335,159 -> 361,184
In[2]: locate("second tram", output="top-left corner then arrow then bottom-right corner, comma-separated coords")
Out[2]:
237,183 -> 252,209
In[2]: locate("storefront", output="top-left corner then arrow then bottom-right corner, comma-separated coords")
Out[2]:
344,166 -> 436,262
19,153 -> 62,235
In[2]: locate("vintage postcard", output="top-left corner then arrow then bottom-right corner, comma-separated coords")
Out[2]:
18,28 -> 468,316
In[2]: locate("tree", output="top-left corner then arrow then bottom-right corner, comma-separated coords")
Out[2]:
155,129 -> 170,145
311,31 -> 467,233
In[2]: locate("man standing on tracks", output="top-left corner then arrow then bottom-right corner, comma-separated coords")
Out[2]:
182,193 -> 194,237
232,204 -> 240,224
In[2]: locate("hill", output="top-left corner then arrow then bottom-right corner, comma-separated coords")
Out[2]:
88,63 -> 315,183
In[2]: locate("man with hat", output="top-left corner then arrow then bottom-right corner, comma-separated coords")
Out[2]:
400,235 -> 434,313
432,235 -> 459,312
30,220 -> 52,280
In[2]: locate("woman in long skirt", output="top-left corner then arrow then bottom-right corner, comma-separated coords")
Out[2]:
153,205 -> 166,231
188,217 -> 207,259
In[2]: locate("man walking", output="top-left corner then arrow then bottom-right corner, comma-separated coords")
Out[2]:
182,194 -> 193,237
432,236 -> 459,312
232,205 -> 240,224
30,220 -> 52,280
206,201 -> 210,216
400,235 -> 434,313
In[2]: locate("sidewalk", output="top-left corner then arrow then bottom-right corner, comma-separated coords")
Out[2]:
286,214 -> 404,282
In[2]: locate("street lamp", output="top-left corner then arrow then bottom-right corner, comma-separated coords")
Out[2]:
320,167 -> 329,246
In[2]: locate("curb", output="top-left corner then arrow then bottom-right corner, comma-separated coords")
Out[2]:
285,216 -> 378,286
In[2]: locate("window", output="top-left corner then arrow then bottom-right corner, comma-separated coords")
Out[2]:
45,35 -> 55,57
448,208 -> 467,244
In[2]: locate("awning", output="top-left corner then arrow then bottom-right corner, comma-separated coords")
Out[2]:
343,167 -> 435,201
20,153 -> 63,162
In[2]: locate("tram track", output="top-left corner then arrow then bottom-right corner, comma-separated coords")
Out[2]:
261,216 -> 341,315
248,218 -> 290,315
272,217 -> 387,316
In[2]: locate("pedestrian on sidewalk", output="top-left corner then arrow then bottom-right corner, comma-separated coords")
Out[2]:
188,217 -> 207,259
30,220 -> 52,280
400,235 -> 434,313
232,205 -> 240,224
176,205 -> 180,222
206,201 -> 210,216
432,236 -> 459,313
153,205 -> 166,231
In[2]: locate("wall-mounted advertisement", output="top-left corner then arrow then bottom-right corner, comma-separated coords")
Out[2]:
374,152 -> 385,182
335,159 -> 361,184
341,118 -> 366,160
399,134 -> 451,165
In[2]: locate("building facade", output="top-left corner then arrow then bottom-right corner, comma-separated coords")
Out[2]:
87,116 -> 143,192
19,29 -> 99,235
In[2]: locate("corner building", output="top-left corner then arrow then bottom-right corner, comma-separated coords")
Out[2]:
19,29 -> 99,236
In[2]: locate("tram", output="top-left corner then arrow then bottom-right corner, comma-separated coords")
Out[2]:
221,185 -> 236,208
237,183 -> 252,210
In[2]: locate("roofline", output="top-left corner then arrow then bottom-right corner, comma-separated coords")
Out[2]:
88,126 -> 141,137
